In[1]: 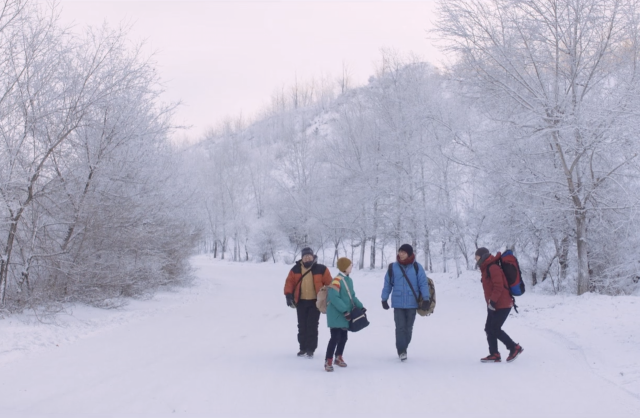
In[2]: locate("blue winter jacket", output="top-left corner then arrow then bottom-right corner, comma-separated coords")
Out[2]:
381,261 -> 430,309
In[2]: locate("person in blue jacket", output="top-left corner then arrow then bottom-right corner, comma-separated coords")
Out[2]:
381,244 -> 430,361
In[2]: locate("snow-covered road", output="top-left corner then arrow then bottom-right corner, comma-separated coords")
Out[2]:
1,255 -> 639,417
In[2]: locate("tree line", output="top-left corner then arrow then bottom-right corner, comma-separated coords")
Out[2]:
0,1 -> 199,312
190,0 -> 640,296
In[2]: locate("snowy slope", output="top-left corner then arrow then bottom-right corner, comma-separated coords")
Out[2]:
0,255 -> 639,417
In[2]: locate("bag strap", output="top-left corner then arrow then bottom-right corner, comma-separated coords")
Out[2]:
399,263 -> 421,304
486,262 -> 520,314
295,266 -> 314,301
339,274 -> 355,309
389,262 -> 419,286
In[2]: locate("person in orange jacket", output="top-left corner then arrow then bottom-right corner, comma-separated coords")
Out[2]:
476,247 -> 524,363
284,247 -> 332,358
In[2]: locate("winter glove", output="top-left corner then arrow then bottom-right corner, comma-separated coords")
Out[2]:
361,307 -> 367,314
344,312 -> 352,321
382,300 -> 390,310
286,294 -> 295,309
488,300 -> 496,311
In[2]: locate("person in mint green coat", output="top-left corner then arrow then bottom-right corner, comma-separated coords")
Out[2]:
324,257 -> 365,372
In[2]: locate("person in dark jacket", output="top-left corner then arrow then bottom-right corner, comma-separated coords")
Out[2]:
381,244 -> 430,361
283,247 -> 332,358
475,247 -> 524,363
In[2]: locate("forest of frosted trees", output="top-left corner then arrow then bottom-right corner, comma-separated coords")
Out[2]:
0,1 -> 199,311
1,0 -> 639,313
190,0 -> 640,296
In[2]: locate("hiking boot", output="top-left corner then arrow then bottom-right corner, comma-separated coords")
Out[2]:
334,355 -> 347,367
305,351 -> 314,359
399,352 -> 407,362
480,352 -> 502,363
507,344 -> 524,363
297,350 -> 306,357
324,358 -> 334,372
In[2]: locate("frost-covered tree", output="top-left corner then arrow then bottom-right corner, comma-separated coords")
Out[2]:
0,1 -> 197,310
435,0 -> 640,294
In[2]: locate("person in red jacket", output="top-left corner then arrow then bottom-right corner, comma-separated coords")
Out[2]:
475,247 -> 524,363
284,247 -> 333,358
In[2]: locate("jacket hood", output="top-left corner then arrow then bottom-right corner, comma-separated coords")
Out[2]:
480,252 -> 501,272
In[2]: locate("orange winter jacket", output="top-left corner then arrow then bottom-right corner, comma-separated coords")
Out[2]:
284,260 -> 332,304
480,253 -> 513,309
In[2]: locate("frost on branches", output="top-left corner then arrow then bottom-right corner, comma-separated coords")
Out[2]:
189,1 -> 640,296
0,1 -> 198,312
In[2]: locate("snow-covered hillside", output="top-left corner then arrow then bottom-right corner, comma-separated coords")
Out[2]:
0,255 -> 639,417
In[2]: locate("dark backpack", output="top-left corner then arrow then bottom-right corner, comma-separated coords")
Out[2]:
488,250 -> 525,297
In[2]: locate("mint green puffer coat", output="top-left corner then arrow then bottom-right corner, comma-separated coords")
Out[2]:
326,273 -> 364,329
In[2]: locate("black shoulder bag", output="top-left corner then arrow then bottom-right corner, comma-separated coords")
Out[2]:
343,277 -> 369,332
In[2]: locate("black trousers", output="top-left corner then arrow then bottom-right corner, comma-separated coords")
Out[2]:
325,328 -> 348,360
296,299 -> 320,353
485,308 -> 516,354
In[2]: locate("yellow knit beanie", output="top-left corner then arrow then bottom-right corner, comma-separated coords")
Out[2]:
337,257 -> 352,273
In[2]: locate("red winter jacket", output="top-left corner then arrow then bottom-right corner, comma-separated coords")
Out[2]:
480,253 -> 513,309
284,260 -> 332,304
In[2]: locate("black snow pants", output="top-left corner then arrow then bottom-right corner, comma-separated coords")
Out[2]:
296,299 -> 320,354
485,307 -> 516,355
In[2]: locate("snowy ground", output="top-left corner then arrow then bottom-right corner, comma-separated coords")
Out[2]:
0,254 -> 639,417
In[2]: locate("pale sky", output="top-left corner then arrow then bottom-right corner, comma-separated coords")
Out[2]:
58,1 -> 442,141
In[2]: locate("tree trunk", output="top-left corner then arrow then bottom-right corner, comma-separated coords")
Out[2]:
1,219 -> 21,304
61,168 -> 94,252
532,239 -> 540,286
424,228 -> 432,272
559,235 -> 569,281
370,235 -> 376,269
442,241 -> 447,273
0,259 -> 5,305
458,238 -> 469,270
332,237 -> 341,267
359,237 -> 366,270
371,200 -> 378,270
541,254 -> 558,283
576,211 -> 590,295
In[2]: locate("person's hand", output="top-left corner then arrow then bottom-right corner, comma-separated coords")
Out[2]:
361,307 -> 367,314
286,294 -> 295,308
344,312 -> 351,321
382,300 -> 390,310
488,300 -> 496,311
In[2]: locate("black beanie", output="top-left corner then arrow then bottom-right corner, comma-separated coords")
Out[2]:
398,244 -> 414,257
475,247 -> 490,258
301,247 -> 314,257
